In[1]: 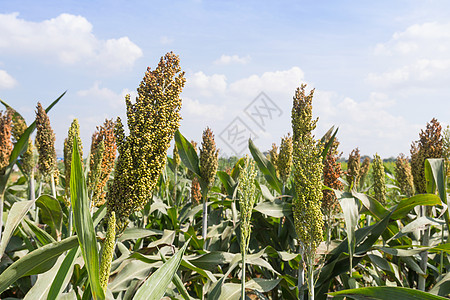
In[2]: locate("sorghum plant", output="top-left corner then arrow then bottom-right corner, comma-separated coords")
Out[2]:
0,109 -> 13,174
64,119 -> 83,202
269,143 -> 278,175
410,118 -> 443,194
359,156 -> 370,189
199,127 -> 219,243
322,138 -> 343,243
107,52 -> 185,231
291,84 -> 323,299
88,119 -> 116,207
372,153 -> 386,204
395,154 -> 414,197
277,133 -> 293,186
10,110 -> 34,176
346,148 -> 361,190
238,155 -> 258,300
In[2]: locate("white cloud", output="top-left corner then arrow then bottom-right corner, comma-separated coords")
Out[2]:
0,13 -> 143,72
187,72 -> 227,97
214,54 -> 251,65
369,22 -> 450,89
182,97 -> 226,121
77,82 -> 135,109
0,69 -> 17,89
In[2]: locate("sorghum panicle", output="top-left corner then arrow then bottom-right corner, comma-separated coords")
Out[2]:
322,139 -> 343,215
268,143 -> 278,175
395,154 -> 414,197
372,153 -> 386,204
10,109 -> 35,175
199,127 -> 219,187
107,52 -> 185,231
173,143 -> 180,169
238,155 -> 258,253
35,102 -> 57,176
346,148 -> 361,189
0,109 -> 13,173
410,118 -> 443,194
443,126 -> 450,177
291,83 -> 324,257
64,119 -> 83,198
277,134 -> 293,184
89,119 -> 117,207
359,157 -> 370,188
191,176 -> 201,205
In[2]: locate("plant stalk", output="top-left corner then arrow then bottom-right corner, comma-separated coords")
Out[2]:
298,244 -> 304,300
202,188 -> 208,249
50,171 -> 57,198
241,251 -> 246,300
418,206 -> 429,291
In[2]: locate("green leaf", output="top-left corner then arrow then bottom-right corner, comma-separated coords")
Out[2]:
133,240 -> 189,300
424,158 -> 450,231
338,193 -> 360,272
254,199 -> 292,218
175,130 -> 200,177
329,286 -> 447,299
0,199 -> 34,257
23,217 -> 56,246
248,139 -> 282,194
70,138 -> 104,300
0,236 -> 78,294
47,246 -> 80,299
36,195 -> 63,240
217,171 -> 236,196
391,194 -> 441,220
215,278 -> 281,300
320,126 -> 338,161
351,191 -> 388,220
159,250 -> 191,300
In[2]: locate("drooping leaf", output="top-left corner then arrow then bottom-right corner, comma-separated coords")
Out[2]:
248,139 -> 282,194
47,246 -> 80,299
133,240 -> 189,300
70,138 -> 104,300
36,195 -> 63,240
391,194 -> 441,220
338,193 -> 360,272
0,236 -> 78,294
175,130 -> 201,177
329,286 -> 447,299
254,199 -> 292,218
0,199 -> 34,257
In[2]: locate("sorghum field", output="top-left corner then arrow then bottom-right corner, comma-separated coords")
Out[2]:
1,52 -> 450,300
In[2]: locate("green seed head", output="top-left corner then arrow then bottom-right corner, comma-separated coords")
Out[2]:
372,153 -> 386,204
199,127 -> 219,187
238,155 -> 258,253
107,52 -> 185,231
291,83 -> 324,258
64,119 -> 83,198
277,133 -> 293,184
35,102 -> 57,176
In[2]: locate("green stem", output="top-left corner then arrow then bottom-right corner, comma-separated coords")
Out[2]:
418,206 -> 429,291
201,187 -> 208,249
308,259 -> 314,300
50,171 -> 57,198
241,251 -> 246,300
298,244 -> 304,300
0,193 -> 4,242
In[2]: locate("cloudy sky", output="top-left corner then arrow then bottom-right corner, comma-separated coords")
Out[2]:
1,0 -> 449,158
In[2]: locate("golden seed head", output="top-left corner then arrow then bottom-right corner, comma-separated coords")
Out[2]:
35,102 -> 56,176
0,109 -> 13,173
89,119 -> 117,207
268,143 -> 278,174
410,118 -> 443,194
346,148 -> 361,189
191,176 -> 201,205
107,52 -> 185,231
173,143 -> 180,167
395,153 -> 414,197
322,138 -> 343,215
199,127 -> 219,187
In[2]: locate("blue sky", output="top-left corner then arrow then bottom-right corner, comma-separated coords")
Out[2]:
1,0 -> 449,158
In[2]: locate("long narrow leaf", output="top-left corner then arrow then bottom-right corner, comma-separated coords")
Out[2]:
0,199 -> 34,257
329,286 -> 447,299
248,139 -> 282,194
47,246 -> 81,299
0,236 -> 78,294
134,241 -> 189,300
70,138 -> 104,300
175,130 -> 201,177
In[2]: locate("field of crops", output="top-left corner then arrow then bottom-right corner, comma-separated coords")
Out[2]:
1,52 -> 450,300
